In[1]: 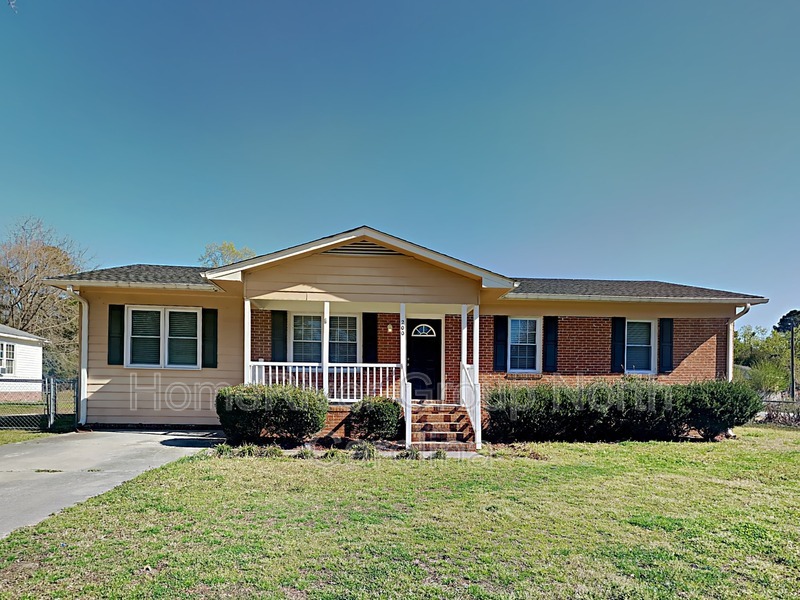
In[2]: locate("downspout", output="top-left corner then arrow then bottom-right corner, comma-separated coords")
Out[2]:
727,304 -> 751,382
67,286 -> 89,425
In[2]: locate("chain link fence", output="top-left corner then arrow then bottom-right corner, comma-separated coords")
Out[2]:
0,378 -> 77,431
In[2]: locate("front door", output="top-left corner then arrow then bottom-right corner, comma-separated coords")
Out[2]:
407,319 -> 442,401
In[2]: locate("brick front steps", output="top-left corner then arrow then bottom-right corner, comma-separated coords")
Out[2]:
410,403 -> 475,451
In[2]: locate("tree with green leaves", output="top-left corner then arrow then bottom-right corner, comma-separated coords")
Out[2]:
775,310 -> 800,400
198,242 -> 256,269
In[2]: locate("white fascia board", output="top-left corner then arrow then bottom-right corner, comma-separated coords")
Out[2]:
502,293 -> 769,305
44,279 -> 220,292
206,226 -> 515,288
0,333 -> 48,344
205,232 -> 362,279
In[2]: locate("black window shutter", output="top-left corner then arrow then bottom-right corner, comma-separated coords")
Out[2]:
362,313 -> 378,363
107,305 -> 125,365
493,316 -> 508,371
611,317 -> 626,373
543,316 -> 558,373
202,309 -> 218,368
658,318 -> 674,373
271,310 -> 288,362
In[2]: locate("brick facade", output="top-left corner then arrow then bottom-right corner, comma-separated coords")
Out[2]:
249,310 -> 729,399
251,309 -> 271,361
659,318 -> 728,383
377,313 -> 400,363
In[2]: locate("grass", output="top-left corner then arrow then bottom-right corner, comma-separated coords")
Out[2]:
0,430 -> 51,446
0,425 -> 799,599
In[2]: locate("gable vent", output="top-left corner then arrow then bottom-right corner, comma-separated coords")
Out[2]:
324,240 -> 402,256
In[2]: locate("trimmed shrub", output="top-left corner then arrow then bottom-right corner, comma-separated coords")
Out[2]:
351,441 -> 377,461
350,396 -> 402,440
686,380 -> 763,440
485,380 -> 760,443
216,384 -> 329,444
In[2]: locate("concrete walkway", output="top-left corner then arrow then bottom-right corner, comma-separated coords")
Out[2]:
0,429 -> 222,538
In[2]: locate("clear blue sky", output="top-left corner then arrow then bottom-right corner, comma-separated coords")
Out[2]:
1,1 -> 798,328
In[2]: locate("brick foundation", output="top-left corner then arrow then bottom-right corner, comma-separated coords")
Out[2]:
319,404 -> 351,438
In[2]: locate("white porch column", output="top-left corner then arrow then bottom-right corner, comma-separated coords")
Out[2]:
243,299 -> 251,384
400,303 -> 411,448
473,304 -> 482,449
400,303 -> 407,378
461,305 -> 468,366
322,301 -> 330,395
472,305 -> 480,375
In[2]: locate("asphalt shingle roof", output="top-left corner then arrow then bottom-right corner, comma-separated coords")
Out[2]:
510,278 -> 765,301
47,265 -> 209,286
47,265 -> 765,302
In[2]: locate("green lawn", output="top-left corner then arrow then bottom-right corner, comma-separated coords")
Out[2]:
1,426 -> 799,599
0,430 -> 51,445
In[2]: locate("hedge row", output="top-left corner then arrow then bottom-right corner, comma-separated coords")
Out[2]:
485,380 -> 762,442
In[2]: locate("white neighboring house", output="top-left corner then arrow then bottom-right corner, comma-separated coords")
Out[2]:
0,324 -> 48,400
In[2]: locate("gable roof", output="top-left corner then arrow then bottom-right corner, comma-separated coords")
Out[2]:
0,324 -> 48,343
45,265 -> 217,291
42,227 -> 767,305
204,225 -> 516,289
506,278 -> 767,304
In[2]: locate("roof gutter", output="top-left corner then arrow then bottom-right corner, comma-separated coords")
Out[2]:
502,293 -> 769,304
727,303 -> 752,382
46,279 -> 219,291
66,286 -> 89,426
0,332 -> 49,344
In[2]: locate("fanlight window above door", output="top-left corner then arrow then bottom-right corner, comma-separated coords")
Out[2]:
411,323 -> 436,337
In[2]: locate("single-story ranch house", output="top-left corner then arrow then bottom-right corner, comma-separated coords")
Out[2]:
46,226 -> 767,450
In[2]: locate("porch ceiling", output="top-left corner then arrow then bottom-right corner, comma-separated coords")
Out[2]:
249,299 -> 473,315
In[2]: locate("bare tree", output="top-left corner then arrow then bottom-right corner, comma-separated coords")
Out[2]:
199,241 -> 256,268
0,217 -> 88,377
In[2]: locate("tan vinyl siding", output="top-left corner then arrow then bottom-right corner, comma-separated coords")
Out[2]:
83,288 -> 243,425
245,253 -> 481,304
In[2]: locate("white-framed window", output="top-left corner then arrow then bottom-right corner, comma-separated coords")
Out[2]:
292,315 -> 322,363
329,316 -> 358,363
0,343 -> 14,375
125,306 -> 201,369
625,320 -> 657,374
290,314 -> 360,364
508,317 -> 542,373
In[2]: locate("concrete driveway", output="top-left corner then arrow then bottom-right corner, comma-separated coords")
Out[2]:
0,429 -> 222,538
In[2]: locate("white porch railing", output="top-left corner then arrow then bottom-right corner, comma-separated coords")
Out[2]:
248,361 -> 402,402
460,361 -> 482,449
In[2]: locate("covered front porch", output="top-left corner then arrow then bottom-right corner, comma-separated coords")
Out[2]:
242,300 -> 483,448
